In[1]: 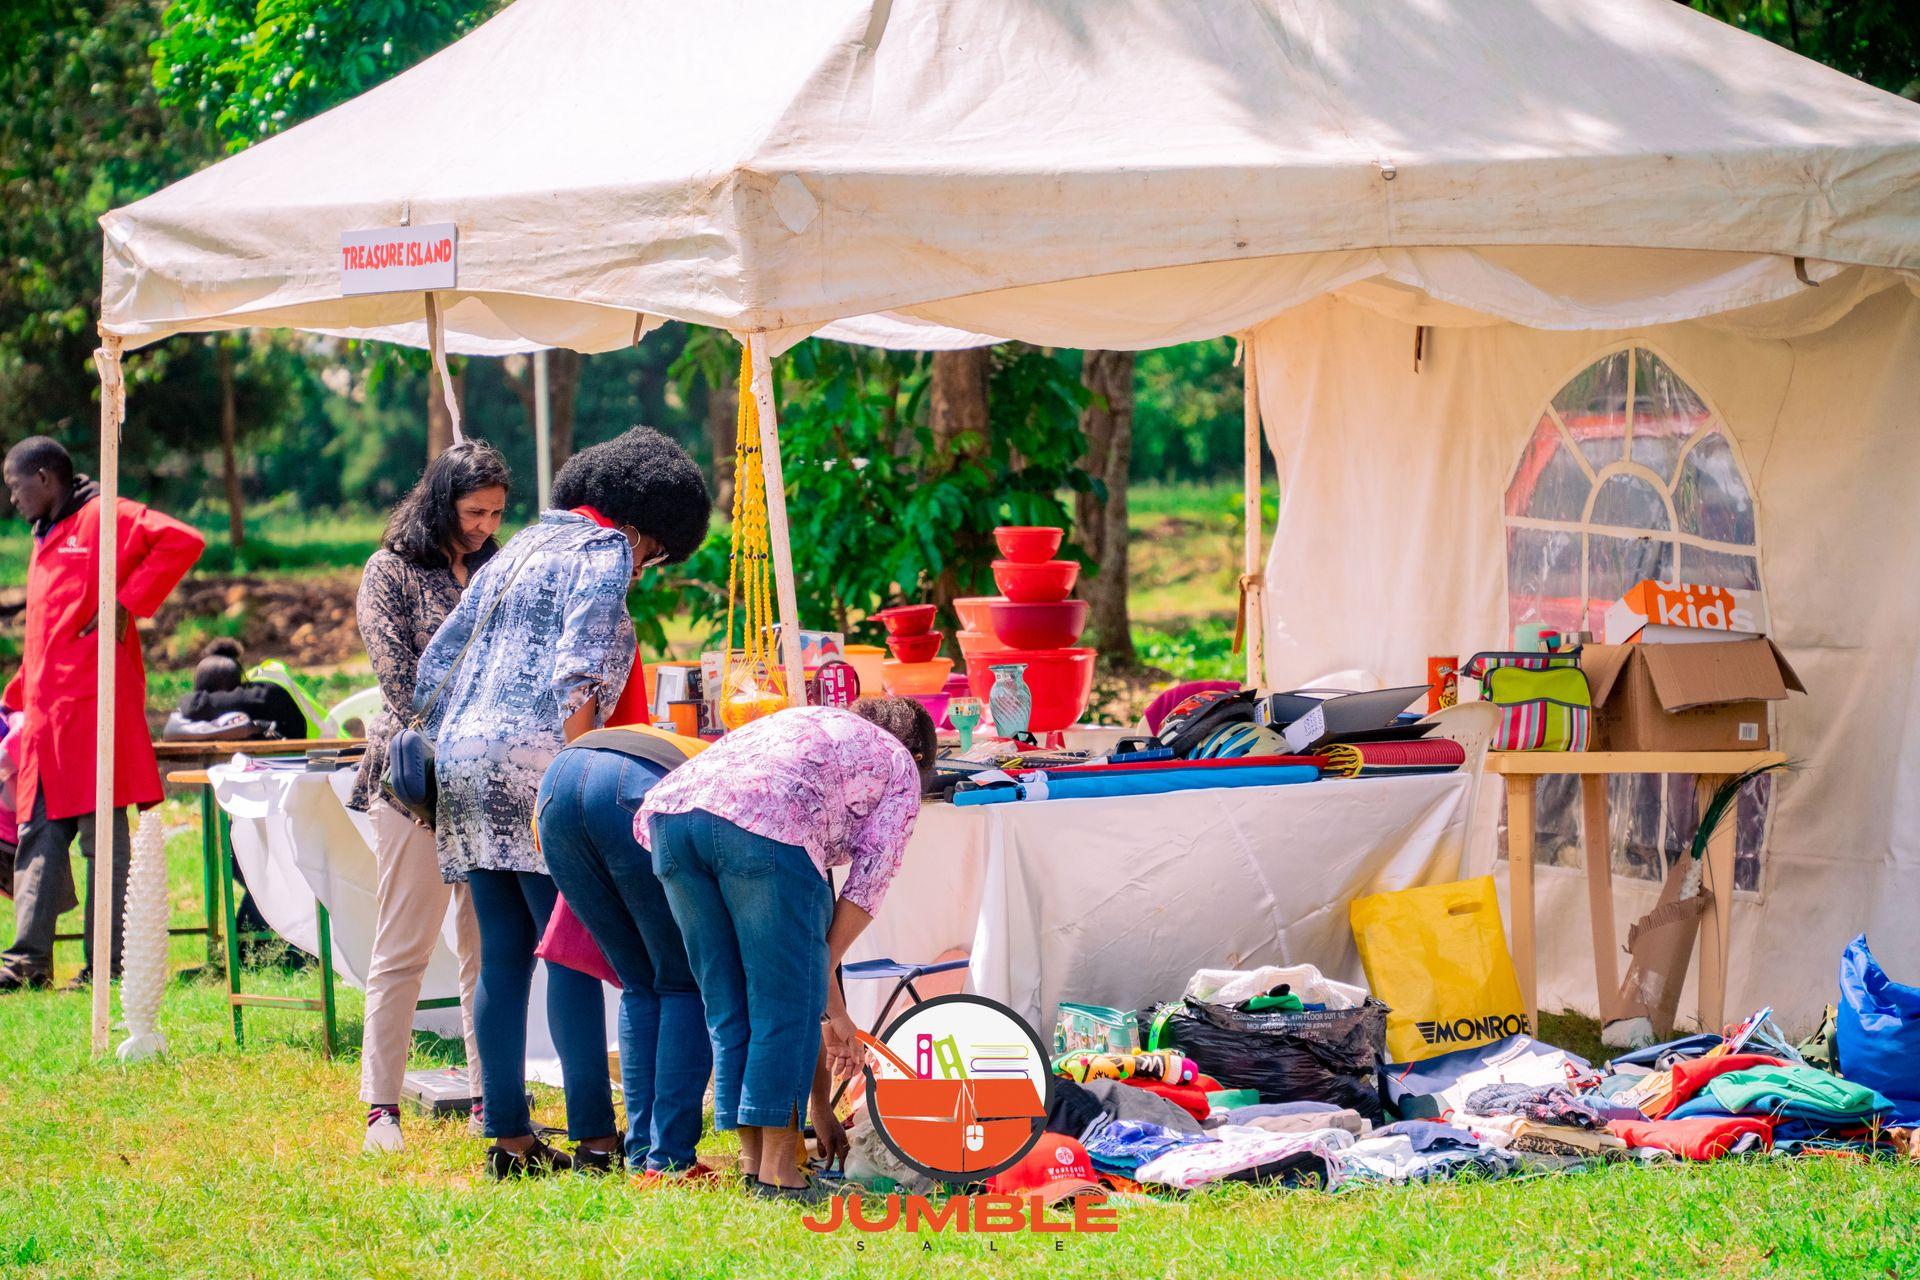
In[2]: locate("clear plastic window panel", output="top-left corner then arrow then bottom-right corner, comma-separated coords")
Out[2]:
1507,415 -> 1591,521
1590,472 -> 1672,531
1552,350 -> 1630,473
1502,348 -> 1771,896
1673,432 -> 1757,544
1629,350 -> 1709,483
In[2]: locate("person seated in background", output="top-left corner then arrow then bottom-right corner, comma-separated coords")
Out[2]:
174,639 -> 308,740
634,698 -> 937,1203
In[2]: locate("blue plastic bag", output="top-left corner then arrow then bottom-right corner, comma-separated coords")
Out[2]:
1835,934 -> 1920,1103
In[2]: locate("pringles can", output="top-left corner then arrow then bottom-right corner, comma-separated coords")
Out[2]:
1427,655 -> 1458,712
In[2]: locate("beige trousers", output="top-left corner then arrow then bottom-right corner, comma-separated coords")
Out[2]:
358,800 -> 482,1105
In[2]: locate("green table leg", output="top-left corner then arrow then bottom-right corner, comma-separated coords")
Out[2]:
216,800 -> 244,1048
315,902 -> 338,1060
198,787 -> 221,968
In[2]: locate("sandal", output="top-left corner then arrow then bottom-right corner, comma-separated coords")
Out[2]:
486,1137 -> 574,1180
749,1176 -> 834,1206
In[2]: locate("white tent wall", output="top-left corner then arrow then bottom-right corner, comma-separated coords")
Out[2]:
1248,283 -> 1920,1031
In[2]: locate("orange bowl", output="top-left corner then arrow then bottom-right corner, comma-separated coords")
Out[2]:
992,559 -> 1079,604
965,647 -> 1096,733
955,629 -> 998,665
953,596 -> 1005,634
882,657 -> 954,696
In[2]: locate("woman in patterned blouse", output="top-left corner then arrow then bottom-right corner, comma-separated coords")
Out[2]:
351,441 -> 509,1155
416,427 -> 710,1180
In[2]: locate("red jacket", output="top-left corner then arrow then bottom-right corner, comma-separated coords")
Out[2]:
3,495 -> 204,821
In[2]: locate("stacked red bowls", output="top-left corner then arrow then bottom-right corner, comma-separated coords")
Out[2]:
875,603 -> 952,698
971,527 -> 1095,733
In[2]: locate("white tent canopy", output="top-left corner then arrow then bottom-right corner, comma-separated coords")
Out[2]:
87,0 -> 1920,1044
104,0 -> 1920,354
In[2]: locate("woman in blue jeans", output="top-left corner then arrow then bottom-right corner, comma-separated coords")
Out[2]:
417,428 -> 710,1178
635,699 -> 937,1202
536,731 -> 713,1182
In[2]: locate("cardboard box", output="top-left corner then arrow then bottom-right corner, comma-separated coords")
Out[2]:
1581,639 -> 1803,751
1605,579 -> 1767,645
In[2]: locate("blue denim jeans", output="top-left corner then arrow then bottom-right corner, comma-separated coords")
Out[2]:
650,808 -> 832,1131
537,747 -> 711,1170
465,868 -> 616,1142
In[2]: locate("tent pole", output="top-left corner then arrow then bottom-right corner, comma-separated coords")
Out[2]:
90,335 -> 125,1054
1240,345 -> 1265,689
748,336 -> 807,706
533,349 -> 553,508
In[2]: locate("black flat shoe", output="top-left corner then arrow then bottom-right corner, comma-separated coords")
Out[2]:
487,1137 -> 574,1180
0,966 -> 52,993
572,1143 -> 621,1176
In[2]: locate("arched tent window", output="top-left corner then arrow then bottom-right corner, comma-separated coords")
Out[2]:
1503,348 -> 1770,892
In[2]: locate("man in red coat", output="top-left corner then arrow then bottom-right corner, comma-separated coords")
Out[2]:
1,436 -> 204,990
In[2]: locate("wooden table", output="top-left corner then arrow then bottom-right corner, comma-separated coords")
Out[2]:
1493,749 -> 1785,1036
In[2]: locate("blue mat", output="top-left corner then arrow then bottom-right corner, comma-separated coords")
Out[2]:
950,764 -> 1319,806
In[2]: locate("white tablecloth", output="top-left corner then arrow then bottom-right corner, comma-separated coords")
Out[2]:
209,760 -> 617,1084
846,773 -> 1472,1032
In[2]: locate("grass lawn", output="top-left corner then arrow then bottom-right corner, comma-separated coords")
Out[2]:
2,802 -> 1915,1279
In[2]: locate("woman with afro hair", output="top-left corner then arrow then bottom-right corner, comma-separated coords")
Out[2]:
413,426 -> 710,1178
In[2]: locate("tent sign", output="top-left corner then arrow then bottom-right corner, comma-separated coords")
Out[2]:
339,223 -> 458,295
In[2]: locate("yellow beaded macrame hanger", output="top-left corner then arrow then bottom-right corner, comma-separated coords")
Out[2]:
720,342 -> 786,729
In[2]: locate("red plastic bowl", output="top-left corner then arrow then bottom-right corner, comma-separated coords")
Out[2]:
994,526 -> 1065,564
992,559 -> 1080,604
886,630 -> 945,663
874,604 -> 938,636
988,599 -> 1089,650
965,647 -> 1097,733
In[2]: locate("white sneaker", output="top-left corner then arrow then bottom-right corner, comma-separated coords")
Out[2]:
364,1110 -> 405,1153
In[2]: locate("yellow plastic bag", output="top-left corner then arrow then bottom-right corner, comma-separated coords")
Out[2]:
1349,876 -> 1529,1063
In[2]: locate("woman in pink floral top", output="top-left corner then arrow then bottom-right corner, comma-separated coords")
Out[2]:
637,698 -> 936,1202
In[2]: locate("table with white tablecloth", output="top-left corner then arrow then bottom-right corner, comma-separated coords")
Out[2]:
844,773 -> 1472,1032
209,760 -> 617,1084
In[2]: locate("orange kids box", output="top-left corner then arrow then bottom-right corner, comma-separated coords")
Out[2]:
1604,579 -> 1767,645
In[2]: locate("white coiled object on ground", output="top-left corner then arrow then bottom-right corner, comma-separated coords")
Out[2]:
116,808 -> 170,1062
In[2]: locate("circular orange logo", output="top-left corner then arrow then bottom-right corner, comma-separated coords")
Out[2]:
859,995 -> 1052,1183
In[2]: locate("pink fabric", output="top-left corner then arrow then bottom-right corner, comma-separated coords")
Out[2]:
536,894 -> 621,987
1144,680 -> 1241,734
635,706 -> 920,915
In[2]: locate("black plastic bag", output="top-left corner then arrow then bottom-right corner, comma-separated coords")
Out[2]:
1143,998 -> 1389,1121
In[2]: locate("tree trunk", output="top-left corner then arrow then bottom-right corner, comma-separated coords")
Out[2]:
1076,349 -> 1137,665
928,348 -> 993,610
704,375 -> 739,510
426,360 -> 465,460
216,339 -> 245,548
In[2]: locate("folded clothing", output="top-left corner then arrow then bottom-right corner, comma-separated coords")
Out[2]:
1335,1123 -> 1519,1184
1233,1110 -> 1371,1138
1690,1065 -> 1891,1127
1387,1035 -> 1593,1117
1082,1078 -> 1207,1135
1120,1077 -> 1213,1125
1135,1124 -> 1354,1191
1464,1083 -> 1607,1130
1046,1079 -> 1108,1142
1081,1118 -> 1213,1174
1648,1052 -> 1786,1118
1461,1114 -> 1627,1159
1607,1115 -> 1773,1161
